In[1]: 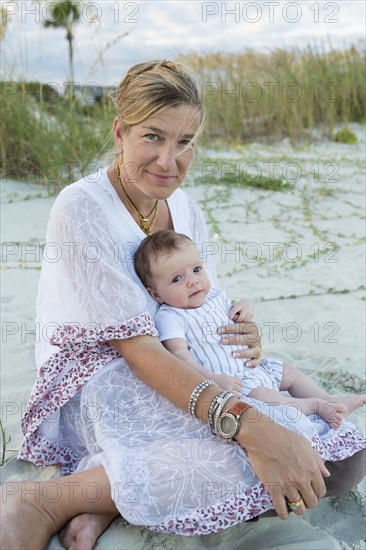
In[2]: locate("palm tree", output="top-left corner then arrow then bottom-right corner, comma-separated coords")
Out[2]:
43,0 -> 80,83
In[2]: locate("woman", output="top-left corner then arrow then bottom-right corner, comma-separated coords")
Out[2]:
1,60 -> 365,550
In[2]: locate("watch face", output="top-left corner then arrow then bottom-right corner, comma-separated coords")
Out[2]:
220,414 -> 237,438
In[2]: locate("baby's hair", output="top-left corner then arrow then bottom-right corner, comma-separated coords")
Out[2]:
134,230 -> 193,288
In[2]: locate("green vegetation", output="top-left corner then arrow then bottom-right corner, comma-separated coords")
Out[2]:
197,157 -> 292,191
1,41 -> 365,186
0,418 -> 13,466
333,127 -> 358,143
0,81 -> 115,188
179,42 -> 365,144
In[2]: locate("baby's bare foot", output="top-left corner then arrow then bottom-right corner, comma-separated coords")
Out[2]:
330,394 -> 366,416
59,512 -> 118,550
314,401 -> 347,429
310,394 -> 366,429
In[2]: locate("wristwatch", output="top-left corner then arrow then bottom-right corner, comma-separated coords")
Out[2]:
217,402 -> 251,439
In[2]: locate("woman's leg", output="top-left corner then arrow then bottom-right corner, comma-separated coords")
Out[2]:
0,466 -> 118,550
58,449 -> 366,549
324,448 -> 366,496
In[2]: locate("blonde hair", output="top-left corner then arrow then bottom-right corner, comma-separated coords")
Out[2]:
114,60 -> 204,133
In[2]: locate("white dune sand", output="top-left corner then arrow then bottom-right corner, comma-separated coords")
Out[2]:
1,124 -> 365,549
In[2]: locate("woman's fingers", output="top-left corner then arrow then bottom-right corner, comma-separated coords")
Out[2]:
283,483 -> 308,516
219,322 -> 262,348
219,322 -> 262,366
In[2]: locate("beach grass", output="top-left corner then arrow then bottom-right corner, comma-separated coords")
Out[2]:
0,81 -> 114,188
179,41 -> 365,144
1,41 -> 364,186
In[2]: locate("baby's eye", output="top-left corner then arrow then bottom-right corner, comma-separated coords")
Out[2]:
172,275 -> 182,283
193,266 -> 202,273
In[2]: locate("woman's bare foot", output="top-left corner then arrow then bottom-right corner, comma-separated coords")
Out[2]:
59,512 -> 118,550
0,482 -> 60,550
308,394 -> 366,429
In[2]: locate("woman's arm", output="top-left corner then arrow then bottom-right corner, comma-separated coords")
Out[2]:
111,335 -> 329,519
162,337 -> 243,398
111,335 -> 217,416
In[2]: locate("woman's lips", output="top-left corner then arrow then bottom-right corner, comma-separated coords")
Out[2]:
148,172 -> 176,183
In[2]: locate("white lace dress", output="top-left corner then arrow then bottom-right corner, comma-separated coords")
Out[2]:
19,168 -> 365,535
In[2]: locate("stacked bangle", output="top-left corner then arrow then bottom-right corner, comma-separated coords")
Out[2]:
208,390 -> 235,435
188,380 -> 215,417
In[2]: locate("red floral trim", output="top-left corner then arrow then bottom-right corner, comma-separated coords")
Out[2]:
147,484 -> 273,534
20,312 -> 157,464
311,428 -> 366,462
18,431 -> 79,474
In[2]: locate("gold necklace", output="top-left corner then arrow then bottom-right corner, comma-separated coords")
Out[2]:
116,164 -> 159,236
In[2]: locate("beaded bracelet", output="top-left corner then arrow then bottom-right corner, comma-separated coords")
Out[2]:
213,391 -> 235,435
207,392 -> 222,433
208,390 -> 235,435
188,380 -> 216,417
208,390 -> 229,434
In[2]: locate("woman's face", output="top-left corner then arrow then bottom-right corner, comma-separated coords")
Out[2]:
114,104 -> 201,201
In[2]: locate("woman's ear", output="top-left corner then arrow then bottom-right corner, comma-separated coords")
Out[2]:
146,287 -> 164,304
113,116 -> 124,150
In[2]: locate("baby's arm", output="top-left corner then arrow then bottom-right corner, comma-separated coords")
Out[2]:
230,298 -> 255,322
163,338 -> 243,398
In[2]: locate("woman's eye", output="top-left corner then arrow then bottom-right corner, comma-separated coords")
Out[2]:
172,275 -> 182,283
145,134 -> 159,141
178,139 -> 192,148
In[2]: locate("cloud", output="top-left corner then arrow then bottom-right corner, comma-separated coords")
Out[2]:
2,0 -> 364,85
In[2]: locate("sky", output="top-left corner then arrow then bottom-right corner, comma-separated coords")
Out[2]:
1,0 -> 365,87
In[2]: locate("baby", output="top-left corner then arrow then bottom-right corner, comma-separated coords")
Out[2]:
134,230 -> 366,429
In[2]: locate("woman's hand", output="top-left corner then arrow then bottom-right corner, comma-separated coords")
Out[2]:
236,410 -> 330,519
218,321 -> 262,367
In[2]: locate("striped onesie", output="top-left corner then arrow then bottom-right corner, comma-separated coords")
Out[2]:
154,288 -> 283,397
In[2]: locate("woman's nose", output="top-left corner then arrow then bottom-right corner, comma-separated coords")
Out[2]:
157,143 -> 176,171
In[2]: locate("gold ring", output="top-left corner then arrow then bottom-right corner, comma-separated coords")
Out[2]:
251,345 -> 262,360
286,497 -> 304,511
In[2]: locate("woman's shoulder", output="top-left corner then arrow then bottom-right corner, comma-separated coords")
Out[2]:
51,168 -> 112,215
57,167 -> 108,201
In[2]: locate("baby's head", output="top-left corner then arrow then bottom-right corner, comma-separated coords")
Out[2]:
134,230 -> 211,308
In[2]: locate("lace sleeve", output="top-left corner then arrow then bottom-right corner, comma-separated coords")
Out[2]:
35,183 -> 154,370
48,186 -> 149,325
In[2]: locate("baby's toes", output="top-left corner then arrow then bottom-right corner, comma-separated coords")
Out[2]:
329,415 -> 343,429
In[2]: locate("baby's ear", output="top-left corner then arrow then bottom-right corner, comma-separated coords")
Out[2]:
147,287 -> 164,304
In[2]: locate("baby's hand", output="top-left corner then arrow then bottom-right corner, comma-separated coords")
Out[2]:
230,298 -> 254,322
211,373 -> 243,398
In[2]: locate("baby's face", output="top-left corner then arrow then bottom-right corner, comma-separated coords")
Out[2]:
149,241 -> 211,308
